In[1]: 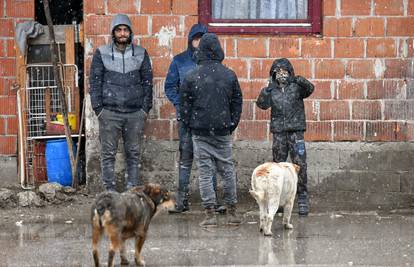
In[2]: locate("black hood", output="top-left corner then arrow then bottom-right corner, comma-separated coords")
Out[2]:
195,33 -> 225,63
270,58 -> 295,81
188,23 -> 208,50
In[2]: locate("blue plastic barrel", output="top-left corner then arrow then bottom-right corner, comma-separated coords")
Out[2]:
45,139 -> 77,186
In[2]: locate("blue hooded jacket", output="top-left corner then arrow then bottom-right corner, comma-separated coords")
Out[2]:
164,24 -> 208,118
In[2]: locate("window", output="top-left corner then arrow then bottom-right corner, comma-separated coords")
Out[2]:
199,0 -> 322,35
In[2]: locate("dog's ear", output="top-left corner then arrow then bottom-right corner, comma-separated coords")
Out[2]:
292,164 -> 300,174
143,183 -> 161,198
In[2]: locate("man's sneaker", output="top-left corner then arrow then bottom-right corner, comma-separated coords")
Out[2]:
215,204 -> 227,214
168,205 -> 189,214
226,205 -> 242,226
199,208 -> 218,227
298,193 -> 309,216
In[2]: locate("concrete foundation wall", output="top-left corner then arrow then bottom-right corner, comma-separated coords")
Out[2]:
86,130 -> 414,210
0,156 -> 17,188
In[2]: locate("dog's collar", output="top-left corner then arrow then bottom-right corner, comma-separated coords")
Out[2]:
136,192 -> 157,216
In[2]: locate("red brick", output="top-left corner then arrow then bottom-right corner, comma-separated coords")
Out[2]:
335,81 -> 365,99
151,57 -> 172,78
320,100 -> 350,120
6,39 -> 15,57
85,36 -> 107,55
107,0 -> 138,14
85,15 -> 112,35
239,80 -> 267,100
172,0 -> 198,15
304,100 -> 318,121
153,78 -> 166,98
323,0 -> 336,16
0,0 -> 3,16
289,59 -> 312,78
334,121 -> 365,141
334,121 -> 364,141
84,0 -> 105,14
0,136 -> 17,155
0,97 -> 16,115
6,0 -> 34,18
250,59 -> 273,79
255,106 -> 270,120
341,0 -> 371,15
269,38 -> 300,58
172,37 -> 187,55
241,101 -> 254,120
0,19 -> 14,37
130,15 -> 149,36
152,15 -> 181,35
6,116 -> 18,135
315,60 -> 346,79
354,18 -> 385,37
0,40 -> 5,57
144,120 -> 171,140
366,121 -> 408,141
223,58 -> 248,79
237,38 -> 267,58
235,121 -> 267,141
384,59 -> 413,79
304,121 -> 332,141
346,60 -> 376,79
140,37 -> 170,57
0,118 -> 5,135
335,39 -> 364,58
171,120 -> 179,140
387,18 -> 414,36
159,99 -> 176,119
409,0 -> 414,15
309,81 -> 333,99
407,122 -> 414,141
367,80 -> 405,99
374,0 -> 404,15
223,38 -> 236,58
384,100 -> 414,120
352,100 -> 382,120
367,38 -> 396,58
0,79 -> 11,96
184,16 -> 199,37
323,18 -> 353,37
301,38 -> 331,58
141,0 -> 171,14
0,58 -> 16,77
399,38 -> 414,58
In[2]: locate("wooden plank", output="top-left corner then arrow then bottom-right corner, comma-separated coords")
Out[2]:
65,26 -> 75,64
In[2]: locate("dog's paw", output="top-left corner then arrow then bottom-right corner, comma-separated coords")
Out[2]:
284,223 -> 293,230
135,256 -> 145,266
263,231 -> 273,237
120,258 -> 129,266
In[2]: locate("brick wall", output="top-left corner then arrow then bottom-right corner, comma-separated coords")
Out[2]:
0,0 -> 34,155
84,0 -> 414,144
1,0 -> 413,156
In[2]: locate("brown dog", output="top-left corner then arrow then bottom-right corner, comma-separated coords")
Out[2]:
91,183 -> 175,267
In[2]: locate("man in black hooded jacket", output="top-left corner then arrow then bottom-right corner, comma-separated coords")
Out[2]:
179,33 -> 243,227
256,58 -> 314,216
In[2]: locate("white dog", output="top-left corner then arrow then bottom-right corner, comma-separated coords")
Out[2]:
249,162 -> 299,236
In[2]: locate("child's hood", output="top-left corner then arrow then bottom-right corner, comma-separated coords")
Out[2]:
270,58 -> 295,77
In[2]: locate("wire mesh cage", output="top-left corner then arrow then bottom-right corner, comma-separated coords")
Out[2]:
18,64 -> 79,188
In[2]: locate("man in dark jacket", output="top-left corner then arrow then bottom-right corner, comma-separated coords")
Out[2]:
256,58 -> 314,216
89,14 -> 153,191
165,24 -> 224,214
180,33 -> 243,227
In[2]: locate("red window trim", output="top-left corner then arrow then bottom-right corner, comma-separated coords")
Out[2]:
198,0 -> 322,35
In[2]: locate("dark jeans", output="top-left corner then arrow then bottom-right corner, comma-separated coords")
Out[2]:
272,131 -> 308,195
177,122 -> 217,194
192,135 -> 237,209
98,109 -> 146,191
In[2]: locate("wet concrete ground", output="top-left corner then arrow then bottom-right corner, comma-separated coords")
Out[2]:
0,203 -> 413,267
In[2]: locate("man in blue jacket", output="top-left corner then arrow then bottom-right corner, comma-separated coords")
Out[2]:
89,14 -> 153,191
165,24 -> 224,214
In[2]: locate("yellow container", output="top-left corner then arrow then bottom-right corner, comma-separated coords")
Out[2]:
56,113 -> 77,130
